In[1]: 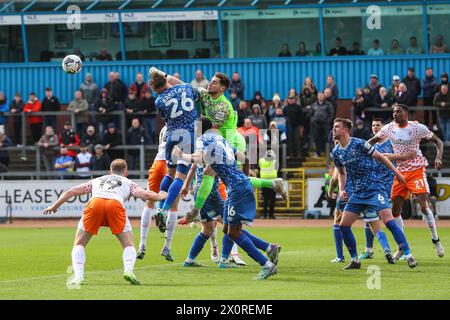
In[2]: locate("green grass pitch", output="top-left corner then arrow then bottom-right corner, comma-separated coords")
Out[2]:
0,225 -> 449,300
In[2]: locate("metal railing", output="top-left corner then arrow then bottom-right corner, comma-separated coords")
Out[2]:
0,145 -> 157,180
2,110 -> 159,146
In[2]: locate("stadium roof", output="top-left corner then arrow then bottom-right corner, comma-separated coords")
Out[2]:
0,0 -> 443,13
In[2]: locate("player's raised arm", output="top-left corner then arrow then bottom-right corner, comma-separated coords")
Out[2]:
43,183 -> 90,215
235,150 -> 250,176
371,150 -> 406,184
367,134 -> 382,146
383,150 -> 417,162
429,134 -> 444,170
173,145 -> 204,165
149,67 -> 184,85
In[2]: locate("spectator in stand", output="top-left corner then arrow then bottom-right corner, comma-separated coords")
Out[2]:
388,75 -> 401,100
311,92 -> 334,157
90,144 -> 111,172
433,84 -> 450,141
367,39 -> 384,56
348,42 -> 365,55
268,93 -> 282,119
126,118 -> 149,170
375,87 -> 393,122
300,87 -> 315,145
352,119 -> 372,140
97,48 -> 113,61
285,88 -> 301,106
430,34 -> 449,54
173,73 -> 181,79
278,43 -> 292,57
229,90 -> 240,111
387,39 -> 404,55
124,88 -> 141,127
324,88 -> 337,116
402,67 -> 421,107
423,67 -> 439,131
438,72 -> 449,92
190,70 -> 209,90
270,106 -> 288,136
249,104 -> 268,130
129,72 -> 149,100
23,92 -> 43,143
238,118 -> 263,144
352,87 -> 370,121
74,143 -> 92,178
104,72 -> 127,112
67,90 -> 89,135
250,91 -> 265,109
313,42 -> 322,56
9,93 -> 24,145
59,121 -> 80,159
296,42 -> 310,57
54,147 -> 74,179
79,73 -> 98,115
328,37 -> 347,56
81,125 -> 99,151
394,83 -> 414,107
73,48 -> 85,62
228,72 -> 244,100
0,92 -> 8,131
325,75 -> 339,112
41,87 -> 60,131
406,36 -> 423,55
367,74 -> 382,106
140,89 -> 157,144
237,100 -> 251,127
102,122 -> 123,160
264,121 -> 287,146
94,88 -> 113,139
303,77 -> 318,96
284,93 -> 303,159
0,128 -> 12,171
38,125 -> 59,172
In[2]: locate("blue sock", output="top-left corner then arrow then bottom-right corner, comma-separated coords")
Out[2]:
162,178 -> 184,211
242,229 -> 270,252
234,232 -> 268,266
160,175 -> 174,193
339,226 -> 358,259
333,224 -> 344,259
221,233 -> 234,260
375,230 -> 391,252
188,232 -> 209,261
386,220 -> 411,255
365,223 -> 375,250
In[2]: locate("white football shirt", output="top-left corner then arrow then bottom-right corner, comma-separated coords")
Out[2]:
377,121 -> 434,172
84,174 -> 138,206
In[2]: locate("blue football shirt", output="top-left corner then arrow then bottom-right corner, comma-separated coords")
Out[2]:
155,84 -> 199,133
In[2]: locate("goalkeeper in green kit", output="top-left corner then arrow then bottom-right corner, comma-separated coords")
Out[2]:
149,67 -> 288,219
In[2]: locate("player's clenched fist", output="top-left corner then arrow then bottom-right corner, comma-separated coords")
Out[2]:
395,172 -> 406,185
435,158 -> 442,170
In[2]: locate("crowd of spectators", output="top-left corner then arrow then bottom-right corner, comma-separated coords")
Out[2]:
278,35 -> 449,57
1,64 -> 450,174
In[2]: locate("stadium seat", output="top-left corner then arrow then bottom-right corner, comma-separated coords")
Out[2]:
140,50 -> 163,60
166,49 -> 189,59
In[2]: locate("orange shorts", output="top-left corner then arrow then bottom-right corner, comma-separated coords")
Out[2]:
391,167 -> 430,200
147,160 -> 167,192
218,180 -> 227,201
79,198 -> 130,235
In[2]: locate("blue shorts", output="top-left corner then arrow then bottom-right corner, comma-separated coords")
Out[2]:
165,130 -> 195,169
336,198 -> 348,212
195,188 -> 224,223
344,191 -> 391,222
223,180 -> 255,226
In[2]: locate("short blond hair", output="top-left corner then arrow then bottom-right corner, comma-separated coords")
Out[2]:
110,159 -> 128,175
